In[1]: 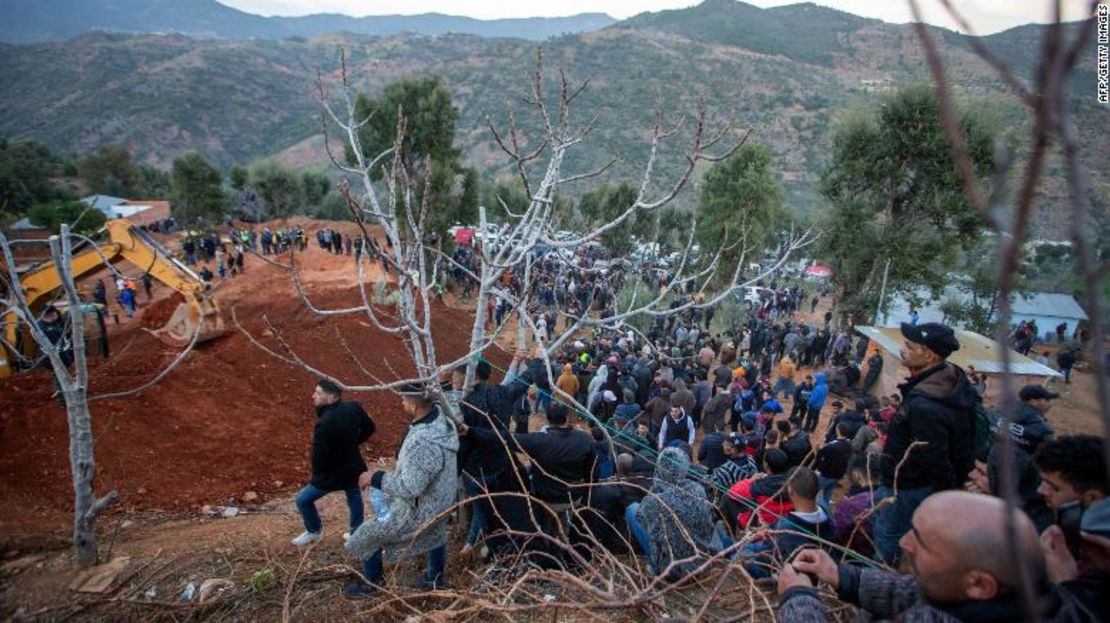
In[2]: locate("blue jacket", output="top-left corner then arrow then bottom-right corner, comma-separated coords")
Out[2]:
807,373 -> 828,411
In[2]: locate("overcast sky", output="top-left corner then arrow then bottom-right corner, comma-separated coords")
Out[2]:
220,0 -> 1090,35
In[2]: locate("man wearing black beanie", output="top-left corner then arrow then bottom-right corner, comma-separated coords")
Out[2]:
873,322 -> 977,566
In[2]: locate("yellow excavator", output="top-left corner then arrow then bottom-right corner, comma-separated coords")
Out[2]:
0,219 -> 226,378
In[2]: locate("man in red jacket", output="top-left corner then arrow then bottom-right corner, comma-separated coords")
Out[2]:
723,448 -> 793,531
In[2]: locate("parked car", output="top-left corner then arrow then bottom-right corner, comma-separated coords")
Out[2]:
740,286 -> 774,308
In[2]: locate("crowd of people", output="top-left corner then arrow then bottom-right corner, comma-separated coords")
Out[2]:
292,289 -> 1106,620
315,227 -> 386,266
113,218 -> 1099,619
178,224 -> 352,282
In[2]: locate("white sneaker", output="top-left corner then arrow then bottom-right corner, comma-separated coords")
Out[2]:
291,531 -> 322,547
343,531 -> 351,542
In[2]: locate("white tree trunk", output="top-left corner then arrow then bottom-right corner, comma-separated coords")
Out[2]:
0,227 -> 118,567
52,228 -> 118,567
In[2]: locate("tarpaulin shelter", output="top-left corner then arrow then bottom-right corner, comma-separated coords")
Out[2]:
854,325 -> 1062,406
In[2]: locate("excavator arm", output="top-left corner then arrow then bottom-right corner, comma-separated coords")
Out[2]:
1,219 -> 226,378
105,220 -> 226,346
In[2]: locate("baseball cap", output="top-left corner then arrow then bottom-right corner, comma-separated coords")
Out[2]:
1019,384 -> 1060,401
900,322 -> 960,358
726,433 -> 746,447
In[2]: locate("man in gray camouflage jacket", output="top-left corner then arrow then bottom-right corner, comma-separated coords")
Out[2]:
344,383 -> 459,598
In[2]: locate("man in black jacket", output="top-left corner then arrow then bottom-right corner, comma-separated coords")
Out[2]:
292,379 -> 376,547
37,305 -> 73,398
584,453 -> 653,554
467,403 -> 594,505
697,429 -> 728,472
790,375 -> 814,421
874,322 -> 975,566
977,384 -> 1058,532
463,359 -> 521,429
1056,347 -> 1078,384
457,362 -> 515,556
813,422 -> 852,503
779,418 -> 812,468
37,305 -> 74,368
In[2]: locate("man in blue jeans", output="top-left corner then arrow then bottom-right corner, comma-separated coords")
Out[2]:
874,322 -> 975,565
292,379 -> 376,547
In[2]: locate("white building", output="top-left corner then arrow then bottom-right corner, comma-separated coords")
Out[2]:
882,286 -> 1087,341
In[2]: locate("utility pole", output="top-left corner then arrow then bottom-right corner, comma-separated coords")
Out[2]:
874,258 -> 891,326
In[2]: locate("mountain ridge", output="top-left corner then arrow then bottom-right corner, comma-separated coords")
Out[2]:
0,0 -> 617,43
0,1 -> 1103,239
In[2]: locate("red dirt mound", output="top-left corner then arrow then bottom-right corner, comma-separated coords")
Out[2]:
0,225 -> 506,535
140,291 -> 186,329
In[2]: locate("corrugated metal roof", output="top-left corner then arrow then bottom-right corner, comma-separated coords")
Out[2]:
80,195 -> 128,217
80,195 -> 127,207
1011,293 -> 1088,321
856,325 -> 1062,378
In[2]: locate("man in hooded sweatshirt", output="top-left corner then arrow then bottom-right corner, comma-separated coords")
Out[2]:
554,362 -> 579,401
626,447 -> 721,580
724,448 -> 794,530
803,372 -> 828,433
773,354 -> 797,401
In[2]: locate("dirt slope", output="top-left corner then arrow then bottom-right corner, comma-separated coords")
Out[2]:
0,219 -> 500,535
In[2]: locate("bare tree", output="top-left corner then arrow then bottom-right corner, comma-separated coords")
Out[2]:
910,0 -> 1108,619
1,225 -> 117,567
214,47 -> 824,617
1,225 -> 207,567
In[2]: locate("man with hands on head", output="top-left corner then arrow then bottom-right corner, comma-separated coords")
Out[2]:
775,491 -> 1093,622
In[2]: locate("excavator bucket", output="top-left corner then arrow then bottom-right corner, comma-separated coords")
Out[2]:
148,296 -> 227,348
